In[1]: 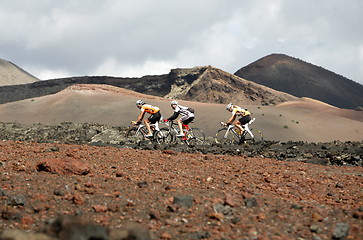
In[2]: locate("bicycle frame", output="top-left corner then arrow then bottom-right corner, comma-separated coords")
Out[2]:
221,118 -> 256,139
151,119 -> 205,145
242,118 -> 255,138
133,121 -> 160,136
163,121 -> 180,134
164,121 -> 190,137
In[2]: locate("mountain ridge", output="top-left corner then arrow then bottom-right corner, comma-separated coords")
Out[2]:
234,53 -> 363,109
1,54 -> 362,110
0,65 -> 296,106
0,58 -> 39,86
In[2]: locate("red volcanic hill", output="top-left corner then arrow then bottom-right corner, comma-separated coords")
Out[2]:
0,58 -> 39,86
234,54 -> 363,110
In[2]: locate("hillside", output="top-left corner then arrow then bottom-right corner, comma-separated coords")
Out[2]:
0,58 -> 39,86
234,54 -> 363,110
165,66 -> 297,106
0,66 -> 296,106
0,84 -> 362,142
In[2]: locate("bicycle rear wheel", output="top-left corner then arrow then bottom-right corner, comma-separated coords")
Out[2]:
186,128 -> 205,145
243,128 -> 263,145
125,127 -> 144,144
215,128 -> 240,145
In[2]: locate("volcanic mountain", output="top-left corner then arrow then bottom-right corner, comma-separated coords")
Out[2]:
0,65 -> 297,106
234,54 -> 363,110
0,58 -> 39,86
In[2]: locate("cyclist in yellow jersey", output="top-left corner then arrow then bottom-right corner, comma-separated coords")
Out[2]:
225,103 -> 251,134
133,100 -> 161,137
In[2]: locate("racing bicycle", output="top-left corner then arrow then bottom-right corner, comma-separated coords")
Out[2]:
125,121 -> 166,144
214,118 -> 263,145
160,120 -> 205,145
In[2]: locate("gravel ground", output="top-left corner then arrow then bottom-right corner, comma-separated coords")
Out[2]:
1,122 -> 362,167
0,122 -> 362,239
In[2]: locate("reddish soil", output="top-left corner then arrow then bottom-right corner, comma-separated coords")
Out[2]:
0,140 -> 362,239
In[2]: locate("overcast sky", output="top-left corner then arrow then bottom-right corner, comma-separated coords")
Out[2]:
1,0 -> 363,85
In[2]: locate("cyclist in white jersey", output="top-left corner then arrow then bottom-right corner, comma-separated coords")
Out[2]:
165,100 -> 194,137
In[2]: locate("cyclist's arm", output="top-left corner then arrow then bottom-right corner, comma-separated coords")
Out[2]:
226,113 -> 236,125
136,111 -> 146,123
167,111 -> 179,121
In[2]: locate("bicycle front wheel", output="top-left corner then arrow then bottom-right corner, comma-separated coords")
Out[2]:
243,128 -> 263,145
186,128 -> 205,145
125,127 -> 144,144
215,128 -> 240,145
154,128 -> 173,144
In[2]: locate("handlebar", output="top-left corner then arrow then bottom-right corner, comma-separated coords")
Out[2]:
130,121 -> 142,126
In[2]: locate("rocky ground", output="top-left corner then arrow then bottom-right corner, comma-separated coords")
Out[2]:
0,122 -> 362,239
1,122 -> 362,167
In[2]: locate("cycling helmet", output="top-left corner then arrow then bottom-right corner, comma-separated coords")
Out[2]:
226,103 -> 233,111
170,100 -> 178,105
136,99 -> 144,106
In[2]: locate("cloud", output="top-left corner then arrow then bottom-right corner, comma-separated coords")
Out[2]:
1,0 -> 362,85
93,57 -> 176,77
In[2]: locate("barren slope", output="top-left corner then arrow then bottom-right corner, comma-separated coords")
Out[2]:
235,54 -> 363,109
0,66 -> 296,107
0,84 -> 362,142
0,58 -> 39,86
165,66 -> 298,106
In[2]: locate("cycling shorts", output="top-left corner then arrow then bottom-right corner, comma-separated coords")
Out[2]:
148,111 -> 161,124
181,116 -> 194,125
239,115 -> 251,125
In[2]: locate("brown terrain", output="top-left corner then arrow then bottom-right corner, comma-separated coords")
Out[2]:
0,84 -> 362,240
0,84 -> 362,142
164,66 -> 298,106
0,57 -> 362,239
1,139 -> 362,240
234,54 -> 363,110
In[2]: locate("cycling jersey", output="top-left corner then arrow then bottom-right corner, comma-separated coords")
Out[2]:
174,105 -> 194,118
231,106 -> 250,116
141,104 -> 160,114
167,105 -> 194,121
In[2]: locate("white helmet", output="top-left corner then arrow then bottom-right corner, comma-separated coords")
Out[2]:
170,100 -> 178,105
226,103 -> 233,111
136,99 -> 144,106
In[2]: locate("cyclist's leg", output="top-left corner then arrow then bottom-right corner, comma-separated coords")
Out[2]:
237,115 -> 251,133
175,119 -> 184,136
235,121 -> 244,133
182,116 -> 194,126
176,115 -> 191,136
180,117 -> 194,136
144,118 -> 152,136
146,112 -> 161,136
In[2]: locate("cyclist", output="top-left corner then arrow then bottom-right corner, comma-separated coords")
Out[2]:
165,100 -> 194,137
225,103 -> 251,135
133,99 -> 161,137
